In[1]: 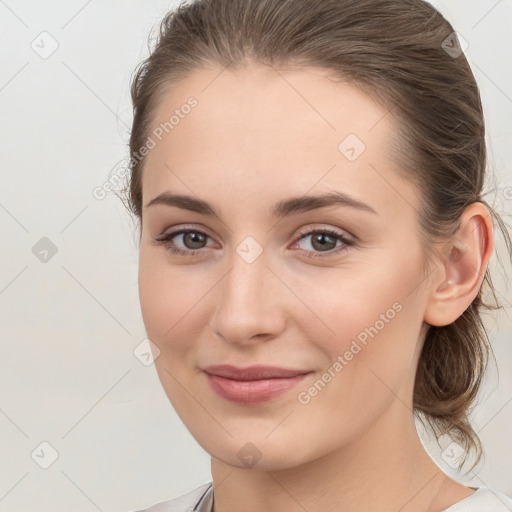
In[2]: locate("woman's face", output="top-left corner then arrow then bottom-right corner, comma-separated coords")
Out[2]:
138,64 -> 434,470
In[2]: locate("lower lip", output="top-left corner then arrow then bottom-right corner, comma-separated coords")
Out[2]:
204,372 -> 311,405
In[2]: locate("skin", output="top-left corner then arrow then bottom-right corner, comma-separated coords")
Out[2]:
137,64 -> 494,512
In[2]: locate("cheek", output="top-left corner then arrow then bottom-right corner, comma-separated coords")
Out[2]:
294,262 -> 407,340
293,298 -> 420,449
138,252 -> 204,407
138,247 -> 205,341
297,251 -> 424,379
138,249 -> 201,349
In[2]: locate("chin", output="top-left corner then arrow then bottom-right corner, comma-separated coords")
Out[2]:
201,431 -> 311,471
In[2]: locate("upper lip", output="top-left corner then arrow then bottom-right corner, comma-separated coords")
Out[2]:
203,364 -> 312,381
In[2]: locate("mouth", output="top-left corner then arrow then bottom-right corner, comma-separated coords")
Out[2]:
202,364 -> 313,405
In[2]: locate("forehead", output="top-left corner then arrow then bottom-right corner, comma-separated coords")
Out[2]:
141,64 -> 418,221
152,63 -> 390,144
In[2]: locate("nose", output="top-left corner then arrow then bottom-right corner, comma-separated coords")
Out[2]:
210,245 -> 287,345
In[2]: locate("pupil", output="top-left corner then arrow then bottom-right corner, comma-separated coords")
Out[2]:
185,232 -> 206,249
312,233 -> 335,251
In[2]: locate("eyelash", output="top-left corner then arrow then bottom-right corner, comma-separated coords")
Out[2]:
154,226 -> 354,259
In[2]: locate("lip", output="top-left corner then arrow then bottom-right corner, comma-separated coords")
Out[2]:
203,364 -> 313,405
203,364 -> 311,380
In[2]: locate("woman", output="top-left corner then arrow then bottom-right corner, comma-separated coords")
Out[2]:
125,0 -> 512,510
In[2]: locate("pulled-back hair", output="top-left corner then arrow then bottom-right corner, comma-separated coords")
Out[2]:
123,0 -> 511,473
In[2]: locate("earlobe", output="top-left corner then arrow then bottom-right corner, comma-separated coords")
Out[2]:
424,203 -> 494,327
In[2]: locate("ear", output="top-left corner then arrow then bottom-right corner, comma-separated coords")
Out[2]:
423,202 -> 494,327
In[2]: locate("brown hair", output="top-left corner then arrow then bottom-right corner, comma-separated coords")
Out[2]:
122,0 -> 511,473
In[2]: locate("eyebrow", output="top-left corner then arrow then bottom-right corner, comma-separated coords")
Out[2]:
145,191 -> 378,217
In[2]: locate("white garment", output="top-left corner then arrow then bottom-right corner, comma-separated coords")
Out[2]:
133,482 -> 212,512
442,485 -> 512,511
133,481 -> 512,511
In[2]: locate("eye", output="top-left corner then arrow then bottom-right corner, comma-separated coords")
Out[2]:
292,227 -> 354,258
154,228 -> 215,256
154,226 -> 354,258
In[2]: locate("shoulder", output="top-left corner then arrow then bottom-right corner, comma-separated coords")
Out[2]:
132,481 -> 213,512
443,486 -> 512,511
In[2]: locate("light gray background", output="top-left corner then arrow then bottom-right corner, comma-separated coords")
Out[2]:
0,1 -> 511,510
